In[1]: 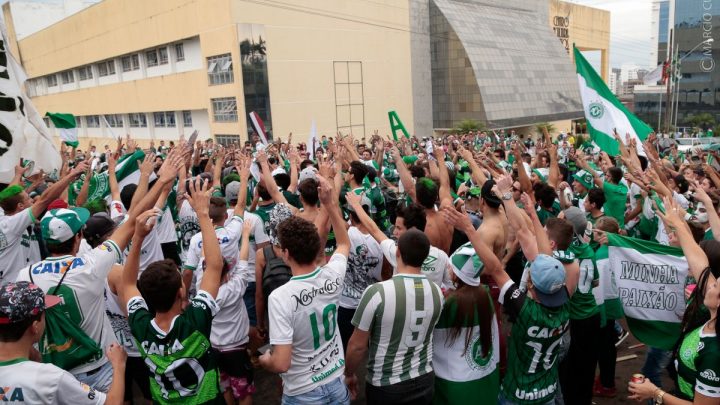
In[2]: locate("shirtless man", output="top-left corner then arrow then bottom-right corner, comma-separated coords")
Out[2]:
476,179 -> 508,258
393,145 -> 454,254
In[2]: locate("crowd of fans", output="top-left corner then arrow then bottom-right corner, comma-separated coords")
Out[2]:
0,128 -> 717,405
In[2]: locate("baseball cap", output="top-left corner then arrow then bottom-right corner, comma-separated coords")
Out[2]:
41,208 -> 91,244
83,212 -> 117,246
572,170 -> 594,191
532,168 -> 549,183
449,243 -> 483,286
467,187 -> 482,199
563,207 -> 592,242
225,181 -> 241,202
529,254 -> 568,307
268,203 -> 293,246
0,281 -> 61,325
299,166 -> 318,184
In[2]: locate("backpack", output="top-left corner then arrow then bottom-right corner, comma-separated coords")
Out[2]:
261,245 -> 292,304
29,264 -> 103,371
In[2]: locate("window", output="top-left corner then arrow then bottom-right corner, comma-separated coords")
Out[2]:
78,66 -> 93,81
121,54 -> 140,72
182,110 -> 192,127
97,60 -> 116,77
153,112 -> 165,127
104,114 -> 124,128
215,134 -> 240,146
129,113 -> 147,127
333,61 -> 365,137
60,70 -> 74,84
75,116 -> 82,128
211,97 -> 238,122
165,111 -> 175,127
158,47 -> 169,65
207,54 -> 233,85
175,43 -> 185,61
146,50 -> 158,67
240,24 -> 272,138
86,115 -> 100,128
46,75 -> 58,87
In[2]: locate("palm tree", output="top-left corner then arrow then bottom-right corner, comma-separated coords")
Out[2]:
535,122 -> 556,136
684,112 -> 716,131
454,119 -> 486,134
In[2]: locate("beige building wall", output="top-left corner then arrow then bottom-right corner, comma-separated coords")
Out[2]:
550,0 -> 611,82
14,0 -> 415,148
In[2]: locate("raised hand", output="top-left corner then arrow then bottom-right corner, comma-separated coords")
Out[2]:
316,174 -> 335,206
442,206 -> 473,234
135,208 -> 162,238
138,153 -> 155,177
186,177 -> 212,216
157,151 -> 183,183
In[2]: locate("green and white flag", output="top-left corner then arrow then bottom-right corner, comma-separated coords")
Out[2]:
45,112 -> 79,147
574,46 -> 653,157
70,149 -> 153,204
608,233 -> 688,350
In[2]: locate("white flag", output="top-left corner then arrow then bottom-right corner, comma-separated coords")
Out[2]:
0,20 -> 61,182
643,64 -> 664,85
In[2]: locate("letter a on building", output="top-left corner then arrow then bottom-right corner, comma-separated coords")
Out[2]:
388,111 -> 409,141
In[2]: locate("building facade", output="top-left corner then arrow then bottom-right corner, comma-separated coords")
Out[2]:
8,0 -> 610,147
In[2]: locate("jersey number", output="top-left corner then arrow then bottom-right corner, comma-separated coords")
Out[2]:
405,310 -> 428,348
578,259 -> 595,294
309,304 -> 337,350
144,357 -> 205,399
526,339 -> 561,374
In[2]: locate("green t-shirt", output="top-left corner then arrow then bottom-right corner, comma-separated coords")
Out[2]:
500,282 -> 569,404
367,185 -> 391,231
676,323 -> 720,400
603,181 -> 628,228
565,243 -> 600,320
536,200 -> 561,226
128,292 -> 224,404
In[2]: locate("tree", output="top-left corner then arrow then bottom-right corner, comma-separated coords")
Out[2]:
684,113 -> 716,131
535,122 -> 556,136
453,119 -> 486,134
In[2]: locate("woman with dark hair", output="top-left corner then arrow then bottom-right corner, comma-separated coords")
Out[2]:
432,244 -> 499,404
629,197 -> 720,405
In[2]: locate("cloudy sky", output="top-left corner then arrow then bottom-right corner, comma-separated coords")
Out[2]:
570,0 -> 656,70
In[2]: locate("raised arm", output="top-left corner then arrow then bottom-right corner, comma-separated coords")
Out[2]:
107,153 -> 121,202
74,160 -> 93,207
191,178 -> 224,299
234,154 -> 251,217
31,161 -> 88,219
434,142 -> 454,208
129,153 -> 155,210
459,147 -> 488,185
391,146 -> 416,202
119,208 -> 160,308
346,191 -> 388,244
318,174 -> 350,257
694,183 -> 720,242
256,151 -> 293,210
548,143 -> 560,189
239,218 -> 254,261
287,148 -> 299,194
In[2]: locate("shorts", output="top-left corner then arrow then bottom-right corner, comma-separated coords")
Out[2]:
214,348 -> 255,400
124,356 -> 151,401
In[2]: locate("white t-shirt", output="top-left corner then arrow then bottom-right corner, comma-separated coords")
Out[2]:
268,253 -> 347,396
16,240 -> 123,374
0,358 -> 106,404
0,208 -> 41,283
156,209 -> 178,244
340,227 -> 383,309
381,239 -> 451,289
105,280 -> 140,357
186,215 -> 244,289
122,215 -> 164,274
225,210 -> 270,282
177,200 -> 199,262
211,261 -> 249,350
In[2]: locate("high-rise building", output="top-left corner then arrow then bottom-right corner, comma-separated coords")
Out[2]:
609,67 -> 621,95
651,0 -> 671,66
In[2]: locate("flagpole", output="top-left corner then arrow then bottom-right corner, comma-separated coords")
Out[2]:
657,91 -> 663,132
663,30 -> 674,134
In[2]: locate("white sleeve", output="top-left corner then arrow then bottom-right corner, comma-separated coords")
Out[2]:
82,240 -> 123,281
380,239 -> 398,268
225,215 -> 244,242
326,252 -> 348,278
55,369 -> 106,405
251,214 -> 270,244
127,295 -> 148,315
184,234 -> 202,270
268,290 -> 293,345
0,208 -> 34,238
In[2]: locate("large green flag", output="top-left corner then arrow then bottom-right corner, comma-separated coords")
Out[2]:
70,150 -> 150,204
608,233 -> 688,350
574,46 -> 653,156
45,112 -> 79,147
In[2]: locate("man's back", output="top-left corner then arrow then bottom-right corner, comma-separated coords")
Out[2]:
424,210 -> 452,254
352,274 -> 443,387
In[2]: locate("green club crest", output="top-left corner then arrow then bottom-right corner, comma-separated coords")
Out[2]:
588,102 -> 604,119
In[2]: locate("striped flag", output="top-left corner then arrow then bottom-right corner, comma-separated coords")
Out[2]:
574,45 -> 652,156
608,233 -> 688,350
45,112 -> 79,147
70,149 -> 155,204
249,111 -> 268,145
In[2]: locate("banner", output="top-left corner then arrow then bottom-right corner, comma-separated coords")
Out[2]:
249,111 -> 268,145
71,149 -> 154,204
388,111 -> 409,141
0,19 -> 61,183
608,233 -> 688,350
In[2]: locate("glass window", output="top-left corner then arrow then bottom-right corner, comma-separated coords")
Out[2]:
240,24 -> 272,139
60,70 -> 74,84
182,110 -> 192,127
165,111 -> 176,127
86,115 -> 100,128
78,66 -> 93,81
146,50 -> 158,67
129,113 -> 147,127
105,114 -> 123,128
175,43 -> 185,61
207,53 -> 233,85
46,75 -> 58,87
215,134 -> 240,146
75,116 -> 82,128
211,97 -> 238,122
158,47 -> 169,65
153,112 -> 166,127
122,54 -> 140,72
97,60 -> 115,77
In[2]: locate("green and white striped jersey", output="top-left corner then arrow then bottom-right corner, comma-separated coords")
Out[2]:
352,274 -> 444,387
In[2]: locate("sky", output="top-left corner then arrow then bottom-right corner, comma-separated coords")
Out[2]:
570,0 -> 656,70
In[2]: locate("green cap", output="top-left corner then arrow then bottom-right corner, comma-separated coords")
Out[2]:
0,185 -> 23,203
532,168 -> 548,183
572,169 -> 595,191
41,208 -> 90,244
